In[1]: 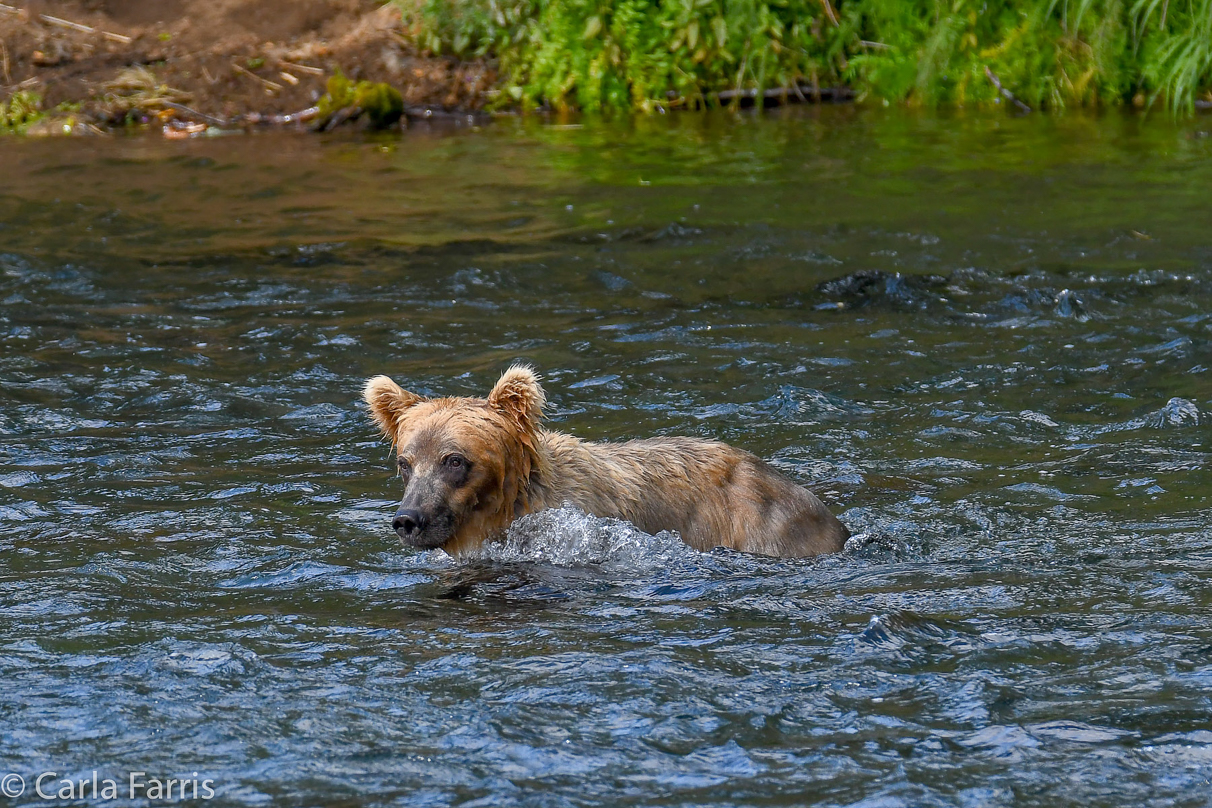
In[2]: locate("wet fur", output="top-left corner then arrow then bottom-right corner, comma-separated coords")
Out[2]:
364,366 -> 849,558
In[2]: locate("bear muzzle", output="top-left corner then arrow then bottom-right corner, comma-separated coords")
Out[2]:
393,508 -> 427,539
392,505 -> 456,549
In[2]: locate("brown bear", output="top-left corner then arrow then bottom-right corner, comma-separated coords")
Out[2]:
363,365 -> 849,558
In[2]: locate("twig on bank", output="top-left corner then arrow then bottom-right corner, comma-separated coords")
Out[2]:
38,14 -> 91,34
278,60 -> 324,76
984,65 -> 1031,113
231,62 -> 283,92
160,101 -> 229,127
1,38 -> 10,85
157,104 -> 321,136
0,4 -> 134,44
818,0 -> 839,26
319,105 -> 360,131
241,105 -> 320,125
273,105 -> 320,124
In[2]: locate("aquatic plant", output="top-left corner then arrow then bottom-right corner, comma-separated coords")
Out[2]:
394,0 -> 1212,112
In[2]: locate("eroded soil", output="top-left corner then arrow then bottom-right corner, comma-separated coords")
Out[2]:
1,0 -> 494,130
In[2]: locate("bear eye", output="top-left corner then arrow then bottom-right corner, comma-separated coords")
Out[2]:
443,454 -> 466,469
397,457 -> 412,477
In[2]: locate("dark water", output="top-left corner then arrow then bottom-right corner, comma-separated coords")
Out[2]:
2,109 -> 1212,807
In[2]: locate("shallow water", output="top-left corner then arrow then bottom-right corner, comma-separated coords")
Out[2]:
2,109 -> 1212,807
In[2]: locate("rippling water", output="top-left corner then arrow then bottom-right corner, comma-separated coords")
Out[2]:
2,110 -> 1212,806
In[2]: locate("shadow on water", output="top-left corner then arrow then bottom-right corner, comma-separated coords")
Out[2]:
2,107 -> 1212,806
431,563 -> 581,608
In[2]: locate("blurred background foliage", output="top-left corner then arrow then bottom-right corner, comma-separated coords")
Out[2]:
394,0 -> 1212,113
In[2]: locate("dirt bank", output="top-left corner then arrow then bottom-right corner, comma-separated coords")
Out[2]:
0,0 -> 495,132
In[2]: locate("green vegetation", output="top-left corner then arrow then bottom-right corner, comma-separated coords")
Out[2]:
0,92 -> 87,135
396,0 -> 1212,113
316,70 -> 405,128
0,91 -> 46,134
401,0 -> 845,111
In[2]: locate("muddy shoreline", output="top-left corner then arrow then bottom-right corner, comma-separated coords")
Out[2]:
0,0 -> 495,134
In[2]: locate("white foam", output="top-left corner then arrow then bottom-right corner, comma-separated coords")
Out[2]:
472,504 -> 701,572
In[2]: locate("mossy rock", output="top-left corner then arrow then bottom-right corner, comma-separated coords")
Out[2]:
316,70 -> 404,129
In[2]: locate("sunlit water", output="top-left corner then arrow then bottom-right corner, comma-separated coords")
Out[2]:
2,109 -> 1212,807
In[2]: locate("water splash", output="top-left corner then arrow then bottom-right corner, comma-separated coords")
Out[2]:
473,505 -> 701,572
1147,397 -> 1201,428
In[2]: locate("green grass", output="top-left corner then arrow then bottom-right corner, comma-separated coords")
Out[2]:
394,0 -> 1212,112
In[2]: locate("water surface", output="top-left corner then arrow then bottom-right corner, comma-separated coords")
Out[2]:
2,109 -> 1212,807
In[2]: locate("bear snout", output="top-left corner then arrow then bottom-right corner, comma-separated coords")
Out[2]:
393,508 -> 427,539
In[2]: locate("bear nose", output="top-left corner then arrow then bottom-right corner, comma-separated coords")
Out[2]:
393,508 -> 426,537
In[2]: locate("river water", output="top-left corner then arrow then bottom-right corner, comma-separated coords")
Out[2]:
1,109 -> 1211,806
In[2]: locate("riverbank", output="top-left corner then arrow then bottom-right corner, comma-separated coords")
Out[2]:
0,0 -> 493,134
3,0 -> 1211,136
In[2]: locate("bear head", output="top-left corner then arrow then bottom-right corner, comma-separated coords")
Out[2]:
362,365 -> 548,553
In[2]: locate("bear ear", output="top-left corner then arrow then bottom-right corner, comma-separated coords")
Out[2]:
487,364 -> 546,434
363,375 -> 426,442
